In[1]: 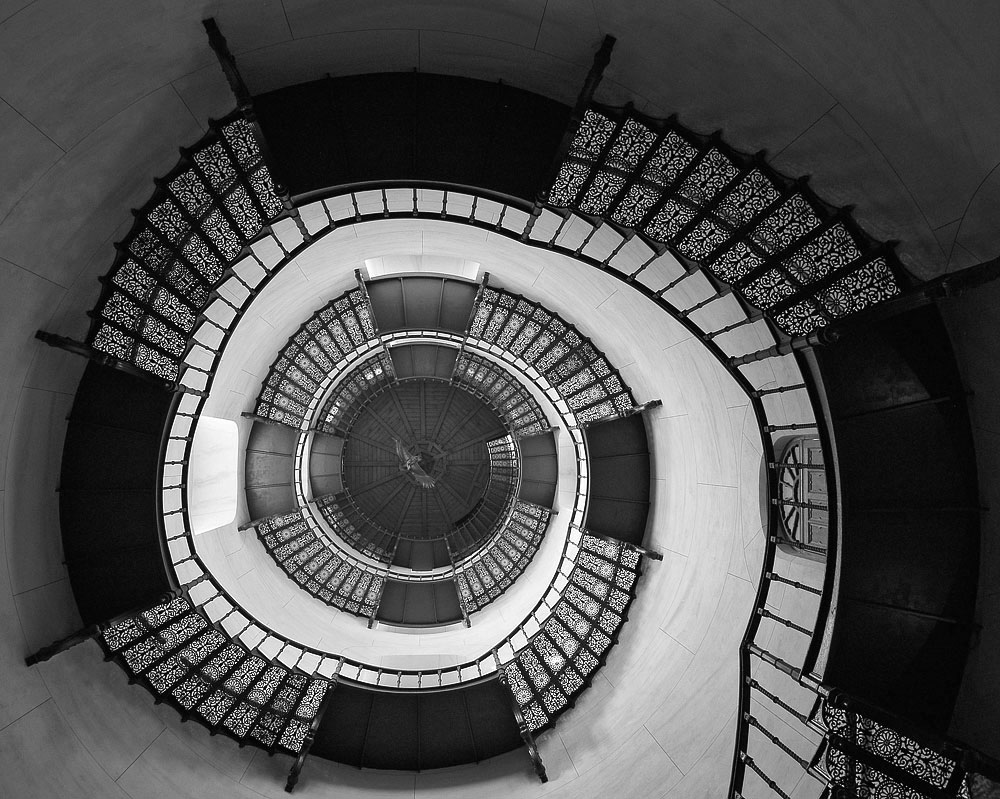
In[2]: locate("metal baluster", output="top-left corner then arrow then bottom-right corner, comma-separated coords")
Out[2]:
745,713 -> 811,770
766,571 -> 822,596
754,383 -> 806,397
703,313 -> 763,340
740,753 -> 793,799
757,607 -> 813,636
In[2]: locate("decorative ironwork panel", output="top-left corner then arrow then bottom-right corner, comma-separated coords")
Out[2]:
443,431 -> 522,564
545,104 -> 906,335
486,435 -> 518,485
503,533 -> 642,732
315,494 -> 392,563
97,592 -> 329,757
454,500 -> 550,613
469,285 -> 635,424
255,510 -> 384,619
821,698 -> 971,799
252,288 -> 383,428
314,351 -> 393,434
452,351 -> 548,438
88,111 -> 285,379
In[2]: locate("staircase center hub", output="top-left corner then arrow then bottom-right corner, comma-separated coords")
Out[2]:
399,440 -> 448,485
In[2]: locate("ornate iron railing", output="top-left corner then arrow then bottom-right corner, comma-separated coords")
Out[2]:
153,191 -> 611,690
116,180 -> 841,797
468,282 -> 636,424
814,691 -> 973,799
97,590 -> 330,765
241,267 -> 632,622
313,491 -> 401,563
539,112 -> 852,795
452,350 -> 549,437
162,401 -> 595,691
48,29 -> 937,788
254,509 -> 384,617
88,112 -> 287,381
546,104 -> 907,337
446,433 -> 521,561
144,183 -> 824,764
502,532 -> 642,733
454,500 -> 550,613
49,35 -> 985,778
259,444 -> 548,618
253,286 -> 380,427
315,350 -> 395,433
45,88 -> 892,782
283,329 -> 553,581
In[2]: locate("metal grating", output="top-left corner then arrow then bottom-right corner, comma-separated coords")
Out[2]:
452,351 -> 549,438
454,501 -> 549,613
255,511 -> 383,617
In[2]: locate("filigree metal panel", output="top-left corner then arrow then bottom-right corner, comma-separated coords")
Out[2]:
98,593 -> 328,756
547,106 -> 905,336
454,500 -> 550,613
255,511 -> 384,617
821,698 -> 971,799
253,288 -> 382,428
452,351 -> 549,437
503,534 -> 641,732
486,434 -> 518,491
89,113 -> 284,380
314,351 -> 393,434
469,285 -> 635,424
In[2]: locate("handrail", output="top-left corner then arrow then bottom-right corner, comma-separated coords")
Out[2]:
547,103 -> 909,338
156,388 -> 186,593
499,531 -> 645,736
796,350 -> 842,681
251,509 -> 385,618
453,501 -> 551,615
520,99 -> 848,794
86,110 -> 289,382
270,321 -> 538,558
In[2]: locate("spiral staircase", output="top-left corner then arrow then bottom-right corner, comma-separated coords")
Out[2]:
22,22 -> 1000,799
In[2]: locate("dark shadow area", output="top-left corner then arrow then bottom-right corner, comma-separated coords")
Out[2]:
368,277 -> 478,336
311,678 -> 522,770
816,304 -> 979,732
244,421 -> 297,519
583,415 -> 651,546
517,431 -> 558,509
60,363 -> 174,624
254,73 -> 570,202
